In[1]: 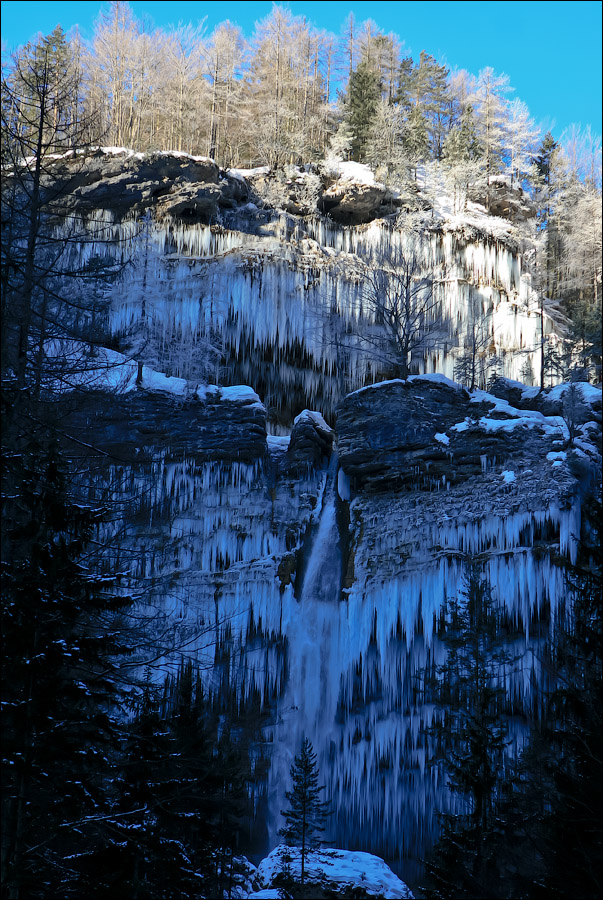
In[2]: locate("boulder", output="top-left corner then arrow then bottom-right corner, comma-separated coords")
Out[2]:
470,175 -> 536,221
254,846 -> 414,899
337,376 -> 472,491
319,180 -> 388,225
282,409 -> 334,473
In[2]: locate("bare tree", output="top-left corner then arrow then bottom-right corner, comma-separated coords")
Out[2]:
454,317 -> 493,391
355,237 -> 447,379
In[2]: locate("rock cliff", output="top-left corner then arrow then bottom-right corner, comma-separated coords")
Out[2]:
68,365 -> 600,872
31,148 -> 600,876
37,148 -> 562,426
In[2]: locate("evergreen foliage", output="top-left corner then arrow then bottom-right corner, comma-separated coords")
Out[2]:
341,61 -> 382,161
279,737 -> 329,885
422,566 -> 510,899
1,433 -> 133,898
423,504 -> 603,899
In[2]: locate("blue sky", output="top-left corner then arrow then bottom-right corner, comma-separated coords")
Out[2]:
1,1 -> 601,139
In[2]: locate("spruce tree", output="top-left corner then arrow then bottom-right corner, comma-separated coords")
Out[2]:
394,55 -> 415,112
1,435 -> 134,898
403,104 -> 429,179
279,737 -> 329,885
341,61 -> 382,162
422,566 -> 509,899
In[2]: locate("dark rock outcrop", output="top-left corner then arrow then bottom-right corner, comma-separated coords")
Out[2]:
470,176 -> 536,221
63,386 -> 267,464
319,179 -> 389,225
282,410 -> 334,473
41,150 -> 245,222
336,376 -> 581,492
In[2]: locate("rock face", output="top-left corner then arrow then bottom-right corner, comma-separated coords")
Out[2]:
337,376 -> 472,491
34,149 -> 565,427
319,179 -> 389,225
66,384 -> 267,464
337,375 -> 599,494
31,146 -> 599,877
41,149 -> 247,221
471,175 -> 537,221
68,372 -> 600,878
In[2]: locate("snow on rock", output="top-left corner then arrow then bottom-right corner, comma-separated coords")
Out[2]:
547,451 -> 567,463
285,410 -> 334,472
320,161 -> 387,224
547,382 -> 602,406
254,846 -> 414,899
267,435 -> 291,455
351,374 -> 465,399
329,160 -> 382,187
142,368 -> 189,396
58,344 -> 265,409
501,470 -> 516,483
223,856 -> 257,899
246,891 -> 285,899
408,373 -> 466,392
228,166 -> 271,180
293,409 -> 333,434
434,432 -> 450,446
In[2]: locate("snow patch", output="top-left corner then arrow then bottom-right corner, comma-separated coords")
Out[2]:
267,435 -> 290,455
408,373 -> 465,391
501,470 -> 516,484
255,846 -> 414,899
228,166 -> 270,180
331,160 -> 382,187
434,432 -> 450,446
546,382 -> 602,406
350,373 -> 464,399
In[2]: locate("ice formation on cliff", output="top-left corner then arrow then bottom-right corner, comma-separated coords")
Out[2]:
54,199 -> 559,422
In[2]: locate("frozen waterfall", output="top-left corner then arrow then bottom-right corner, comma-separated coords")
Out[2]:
268,452 -> 343,846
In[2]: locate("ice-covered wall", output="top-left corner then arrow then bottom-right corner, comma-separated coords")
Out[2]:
50,166 -> 586,875
77,375 -> 595,875
55,206 -> 557,424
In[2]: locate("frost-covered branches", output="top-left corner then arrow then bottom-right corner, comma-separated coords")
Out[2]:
356,237 -> 447,379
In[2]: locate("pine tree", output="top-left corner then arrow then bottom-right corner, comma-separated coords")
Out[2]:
103,664 -> 256,899
410,51 -> 451,160
341,60 -> 382,162
279,737 -> 329,885
422,566 -> 509,899
1,436 -> 134,898
394,55 -> 414,112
